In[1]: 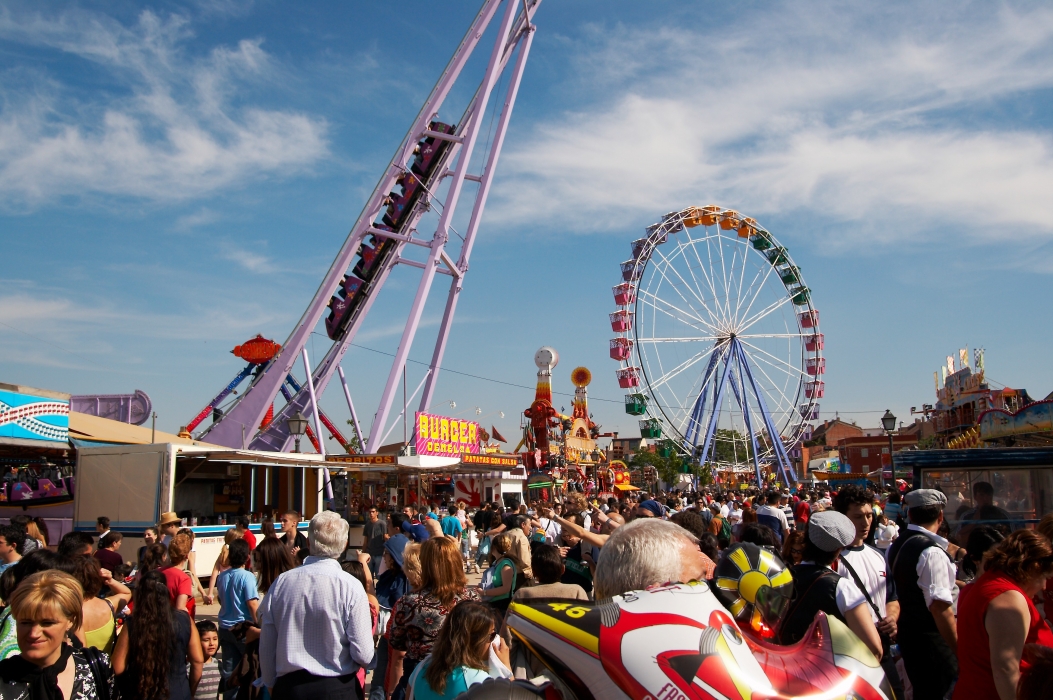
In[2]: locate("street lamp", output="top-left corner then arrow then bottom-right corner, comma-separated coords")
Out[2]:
881,409 -> 896,489
286,411 -> 309,453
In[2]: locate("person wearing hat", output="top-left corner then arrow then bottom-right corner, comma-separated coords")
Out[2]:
635,499 -> 665,520
777,510 -> 883,661
158,511 -> 182,546
886,488 -> 959,700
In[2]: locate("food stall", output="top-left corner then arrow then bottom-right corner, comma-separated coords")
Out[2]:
74,443 -> 345,577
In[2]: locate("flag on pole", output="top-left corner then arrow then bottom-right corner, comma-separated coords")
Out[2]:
960,348 -> 969,371
947,356 -> 955,375
934,371 -> 940,393
975,348 -> 985,372
491,425 -> 508,443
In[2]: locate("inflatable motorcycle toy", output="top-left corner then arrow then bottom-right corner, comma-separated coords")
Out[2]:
500,544 -> 892,700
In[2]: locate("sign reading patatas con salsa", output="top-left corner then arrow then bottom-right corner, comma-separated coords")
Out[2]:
415,411 -> 480,457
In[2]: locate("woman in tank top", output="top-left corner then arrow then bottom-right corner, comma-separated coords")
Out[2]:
954,529 -> 1053,700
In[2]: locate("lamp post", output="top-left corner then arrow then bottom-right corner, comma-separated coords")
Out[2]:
286,411 -> 309,453
881,409 -> 896,490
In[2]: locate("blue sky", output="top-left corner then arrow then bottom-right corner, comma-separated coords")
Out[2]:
2,0 -> 1053,449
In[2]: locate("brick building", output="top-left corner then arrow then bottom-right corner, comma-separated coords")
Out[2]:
608,437 -> 650,461
837,434 -> 918,474
798,419 -> 866,476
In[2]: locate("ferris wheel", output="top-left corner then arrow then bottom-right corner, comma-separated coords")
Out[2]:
609,206 -> 824,485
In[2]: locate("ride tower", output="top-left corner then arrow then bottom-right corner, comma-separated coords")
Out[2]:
196,0 -> 542,453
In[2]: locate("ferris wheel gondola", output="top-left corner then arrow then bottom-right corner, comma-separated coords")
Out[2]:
608,206 -> 824,485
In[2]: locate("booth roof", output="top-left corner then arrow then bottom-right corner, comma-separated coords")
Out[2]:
69,412 -> 220,447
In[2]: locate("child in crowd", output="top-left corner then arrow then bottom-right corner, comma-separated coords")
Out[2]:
194,619 -> 222,699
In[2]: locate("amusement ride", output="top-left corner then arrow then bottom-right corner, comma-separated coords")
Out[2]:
610,206 -> 825,486
186,0 -> 542,455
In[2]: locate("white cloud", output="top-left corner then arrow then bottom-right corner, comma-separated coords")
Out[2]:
491,2 -> 1053,244
0,7 -> 328,207
218,242 -> 278,274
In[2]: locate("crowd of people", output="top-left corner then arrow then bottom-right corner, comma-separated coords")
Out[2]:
0,484 -> 1050,699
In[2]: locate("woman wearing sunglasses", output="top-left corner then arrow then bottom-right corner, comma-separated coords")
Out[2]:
405,601 -> 509,700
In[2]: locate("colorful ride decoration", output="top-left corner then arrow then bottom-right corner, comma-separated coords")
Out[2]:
608,206 -> 824,486
183,336 -> 354,453
517,349 -> 604,494
506,580 -> 890,700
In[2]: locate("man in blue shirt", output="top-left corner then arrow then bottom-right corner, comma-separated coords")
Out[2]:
217,539 -> 259,698
440,505 -> 463,539
260,511 -> 374,698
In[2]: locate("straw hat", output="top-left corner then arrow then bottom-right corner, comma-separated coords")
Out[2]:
158,511 -> 181,527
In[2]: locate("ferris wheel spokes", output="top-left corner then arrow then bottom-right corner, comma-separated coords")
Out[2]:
636,289 -> 715,337
651,245 -> 725,330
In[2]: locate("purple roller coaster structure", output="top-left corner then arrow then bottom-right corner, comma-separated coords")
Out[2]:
197,0 -> 541,453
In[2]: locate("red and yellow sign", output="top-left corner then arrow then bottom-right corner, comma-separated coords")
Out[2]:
329,454 -> 397,464
415,412 -> 480,457
461,453 -> 519,467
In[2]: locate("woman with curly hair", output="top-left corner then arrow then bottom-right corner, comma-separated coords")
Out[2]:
386,537 -> 480,700
407,601 -> 509,700
953,529 -> 1053,700
112,570 -> 203,700
0,570 -> 116,699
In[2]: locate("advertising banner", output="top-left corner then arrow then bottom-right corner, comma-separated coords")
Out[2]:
416,412 -> 481,457
460,453 -> 518,467
0,383 -> 70,445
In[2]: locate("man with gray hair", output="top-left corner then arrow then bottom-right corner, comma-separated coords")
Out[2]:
260,511 -> 374,699
593,519 -> 710,599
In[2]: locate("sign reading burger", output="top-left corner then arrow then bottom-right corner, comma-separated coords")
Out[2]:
415,411 -> 481,457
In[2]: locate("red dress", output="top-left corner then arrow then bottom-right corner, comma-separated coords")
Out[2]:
953,569 -> 1053,699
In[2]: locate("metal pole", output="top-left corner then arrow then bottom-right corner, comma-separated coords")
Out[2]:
888,431 -> 895,489
151,412 -> 156,444
302,348 -> 333,510
337,365 -> 364,451
403,366 -> 408,448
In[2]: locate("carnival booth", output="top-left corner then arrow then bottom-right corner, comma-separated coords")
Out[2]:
0,383 -> 75,539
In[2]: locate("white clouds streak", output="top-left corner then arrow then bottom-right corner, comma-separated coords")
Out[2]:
493,2 -> 1053,244
0,8 -> 328,207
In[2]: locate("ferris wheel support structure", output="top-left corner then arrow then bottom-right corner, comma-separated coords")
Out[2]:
199,0 -> 540,452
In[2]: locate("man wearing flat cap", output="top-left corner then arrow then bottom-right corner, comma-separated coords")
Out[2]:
777,511 -> 883,661
887,489 -> 958,700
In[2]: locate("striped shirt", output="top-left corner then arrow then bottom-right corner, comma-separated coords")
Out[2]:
192,657 -> 221,699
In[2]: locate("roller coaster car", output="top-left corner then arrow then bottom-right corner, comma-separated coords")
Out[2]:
353,243 -> 378,280
505,582 -> 891,700
410,120 -> 456,177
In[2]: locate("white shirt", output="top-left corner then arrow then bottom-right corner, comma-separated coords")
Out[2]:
719,504 -> 730,518
259,556 -> 374,687
874,522 -> 899,550
899,524 -> 959,612
538,518 -> 561,544
837,544 -> 895,621
801,561 -> 867,615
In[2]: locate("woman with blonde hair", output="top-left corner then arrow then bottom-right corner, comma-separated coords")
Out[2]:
953,529 -> 1053,700
479,533 -> 525,616
176,527 -> 208,605
205,527 -> 243,606
387,537 -> 480,700
0,570 -> 116,699
402,542 -> 423,591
